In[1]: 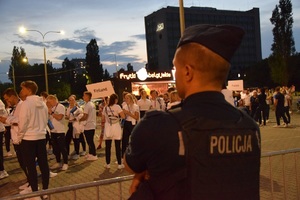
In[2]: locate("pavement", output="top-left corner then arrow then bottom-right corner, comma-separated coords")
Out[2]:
1,97 -> 300,200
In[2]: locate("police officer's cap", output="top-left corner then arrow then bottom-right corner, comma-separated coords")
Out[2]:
177,24 -> 245,63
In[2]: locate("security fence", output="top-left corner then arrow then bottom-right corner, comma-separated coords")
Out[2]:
1,148 -> 300,200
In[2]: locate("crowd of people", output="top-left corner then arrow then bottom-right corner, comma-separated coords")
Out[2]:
0,80 -> 182,199
230,86 -> 294,127
4,23 -> 296,199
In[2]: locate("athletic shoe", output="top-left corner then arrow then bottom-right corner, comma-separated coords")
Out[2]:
79,151 -> 87,156
19,182 -> 29,190
19,186 -> 32,194
284,124 -> 288,128
0,170 -> 9,179
61,164 -> 68,171
71,154 -> 79,160
117,164 -> 124,170
86,155 -> 98,161
69,150 -> 76,156
6,151 -> 13,157
50,163 -> 61,170
104,164 -> 110,169
49,171 -> 58,178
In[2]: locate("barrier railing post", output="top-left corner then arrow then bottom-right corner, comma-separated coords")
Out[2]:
295,153 -> 299,200
269,156 -> 274,199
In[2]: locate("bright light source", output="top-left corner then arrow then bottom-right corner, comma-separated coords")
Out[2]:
137,68 -> 148,81
19,26 -> 26,33
60,30 -> 65,35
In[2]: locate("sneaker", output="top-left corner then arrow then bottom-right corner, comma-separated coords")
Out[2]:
84,154 -> 92,159
86,155 -> 98,161
284,124 -> 288,128
79,151 -> 87,156
50,163 -> 61,170
0,170 -> 9,179
6,151 -> 13,157
19,182 -> 29,190
61,164 -> 68,171
69,150 -> 76,156
71,154 -> 79,160
42,194 -> 48,199
49,171 -> 58,178
117,164 -> 124,170
266,119 -> 270,123
19,186 -> 32,194
104,164 -> 110,169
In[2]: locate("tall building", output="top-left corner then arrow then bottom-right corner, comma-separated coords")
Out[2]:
144,6 -> 262,79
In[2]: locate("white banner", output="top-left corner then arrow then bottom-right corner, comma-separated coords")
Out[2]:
86,81 -> 115,98
227,80 -> 244,91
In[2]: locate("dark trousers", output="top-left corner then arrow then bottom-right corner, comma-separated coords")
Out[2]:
4,126 -> 11,152
275,108 -> 288,125
105,140 -> 121,164
0,132 -> 4,171
51,133 -> 68,164
14,144 -> 28,181
73,134 -> 86,154
122,121 -> 135,156
257,107 -> 267,125
65,123 -> 73,155
46,131 -> 52,147
84,129 -> 96,156
21,139 -> 49,191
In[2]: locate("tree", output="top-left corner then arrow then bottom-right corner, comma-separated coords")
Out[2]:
10,46 -> 28,91
269,0 -> 295,85
85,39 -> 104,83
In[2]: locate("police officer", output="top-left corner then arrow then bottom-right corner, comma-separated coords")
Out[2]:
124,24 -> 261,200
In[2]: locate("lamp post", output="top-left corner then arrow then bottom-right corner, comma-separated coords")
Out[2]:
179,0 -> 185,36
19,27 -> 63,93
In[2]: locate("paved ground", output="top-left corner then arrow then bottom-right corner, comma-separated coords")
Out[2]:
1,97 -> 300,200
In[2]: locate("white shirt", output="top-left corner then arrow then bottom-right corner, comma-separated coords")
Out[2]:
123,103 -> 140,125
151,97 -> 165,111
137,98 -> 152,111
0,100 -> 7,132
18,95 -> 48,141
102,104 -> 123,140
50,103 -> 66,133
5,100 -> 23,144
83,101 -> 96,130
242,94 -> 251,106
221,89 -> 235,106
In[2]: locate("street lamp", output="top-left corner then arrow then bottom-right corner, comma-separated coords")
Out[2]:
19,26 -> 64,93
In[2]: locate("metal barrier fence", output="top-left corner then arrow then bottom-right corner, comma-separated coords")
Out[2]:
2,148 -> 300,200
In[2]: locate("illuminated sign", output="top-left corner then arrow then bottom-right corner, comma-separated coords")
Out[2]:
156,23 -> 164,32
119,71 -> 173,81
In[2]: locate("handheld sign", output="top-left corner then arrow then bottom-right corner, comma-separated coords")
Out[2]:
227,80 -> 243,91
86,81 -> 115,98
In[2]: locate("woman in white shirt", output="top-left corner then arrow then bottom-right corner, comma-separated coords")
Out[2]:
102,94 -> 125,169
122,93 -> 140,157
137,90 -> 152,118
